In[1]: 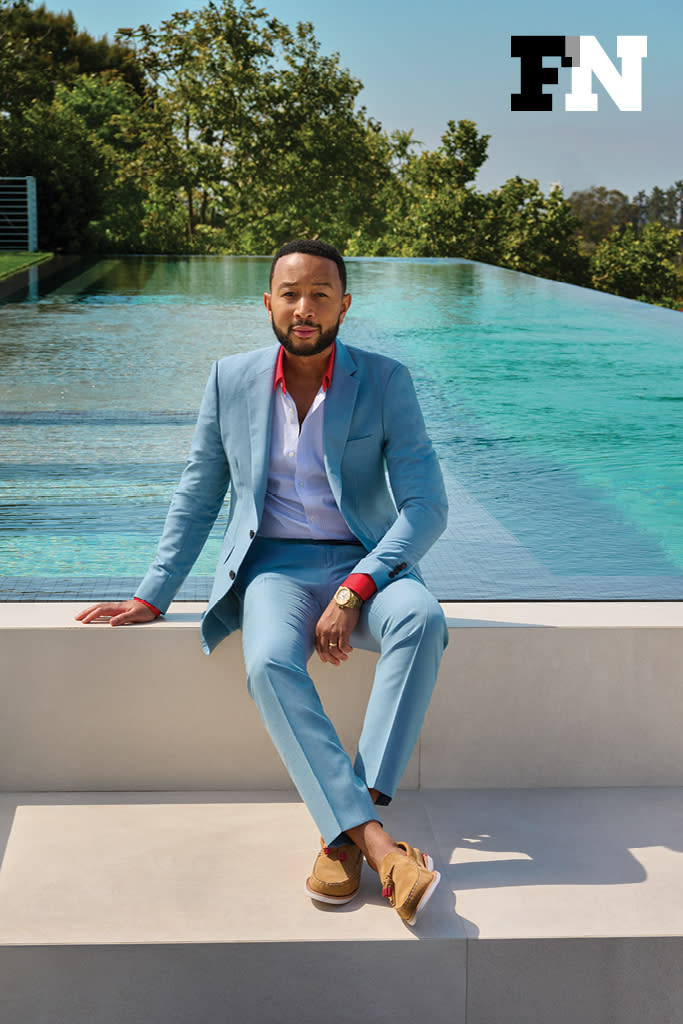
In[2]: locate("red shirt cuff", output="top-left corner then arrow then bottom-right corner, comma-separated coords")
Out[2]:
133,597 -> 161,618
342,573 -> 377,602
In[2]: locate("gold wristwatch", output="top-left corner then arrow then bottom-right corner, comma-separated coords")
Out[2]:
333,585 -> 363,610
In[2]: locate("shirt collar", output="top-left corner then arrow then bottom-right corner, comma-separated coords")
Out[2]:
274,341 -> 336,395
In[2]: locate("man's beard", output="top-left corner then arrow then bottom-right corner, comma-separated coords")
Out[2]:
270,316 -> 340,356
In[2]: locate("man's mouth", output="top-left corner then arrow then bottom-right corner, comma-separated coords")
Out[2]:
290,324 -> 320,338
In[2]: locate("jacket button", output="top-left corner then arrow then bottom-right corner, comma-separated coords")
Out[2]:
229,570 -> 235,580
249,530 -> 255,538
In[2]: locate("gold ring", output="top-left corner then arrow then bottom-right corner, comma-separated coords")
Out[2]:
329,642 -> 338,647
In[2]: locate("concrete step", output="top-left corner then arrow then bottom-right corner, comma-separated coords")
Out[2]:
2,788 -> 683,1023
3,602 -> 683,791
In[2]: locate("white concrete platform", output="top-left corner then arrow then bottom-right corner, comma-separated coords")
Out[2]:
3,602 -> 683,1020
2,788 -> 683,1023
2,602 -> 683,790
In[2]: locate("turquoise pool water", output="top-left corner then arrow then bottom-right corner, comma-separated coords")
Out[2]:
1,255 -> 682,600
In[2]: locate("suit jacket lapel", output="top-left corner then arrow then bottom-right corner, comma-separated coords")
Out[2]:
245,346 -> 278,518
323,340 -> 359,507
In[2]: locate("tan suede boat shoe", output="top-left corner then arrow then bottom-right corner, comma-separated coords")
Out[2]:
305,839 -> 363,905
379,841 -> 440,925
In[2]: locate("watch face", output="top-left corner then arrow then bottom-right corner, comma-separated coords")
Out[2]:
337,587 -> 351,604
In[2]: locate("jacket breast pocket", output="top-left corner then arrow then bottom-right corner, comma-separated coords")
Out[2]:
346,432 -> 374,441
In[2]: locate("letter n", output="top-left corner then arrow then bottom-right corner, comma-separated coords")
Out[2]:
565,36 -> 647,111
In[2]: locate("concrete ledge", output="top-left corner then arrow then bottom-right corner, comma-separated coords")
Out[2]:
1,602 -> 415,791
2,788 -> 683,1023
2,602 -> 683,790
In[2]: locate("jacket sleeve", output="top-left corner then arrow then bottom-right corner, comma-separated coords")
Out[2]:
349,362 -> 448,589
135,361 -> 231,613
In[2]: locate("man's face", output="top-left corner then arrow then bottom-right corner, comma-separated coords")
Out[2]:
264,252 -> 351,357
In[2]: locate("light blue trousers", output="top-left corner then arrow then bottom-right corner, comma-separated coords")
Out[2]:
235,537 -> 449,846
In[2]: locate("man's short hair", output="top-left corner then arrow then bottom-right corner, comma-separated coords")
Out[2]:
269,239 -> 347,293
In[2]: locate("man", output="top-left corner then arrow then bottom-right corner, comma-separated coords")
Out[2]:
77,239 -> 448,925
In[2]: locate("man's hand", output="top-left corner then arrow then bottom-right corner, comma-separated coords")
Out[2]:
314,600 -> 360,666
75,600 -> 158,626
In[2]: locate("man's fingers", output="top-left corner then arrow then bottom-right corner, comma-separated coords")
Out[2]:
316,637 -> 335,664
74,603 -> 105,621
327,643 -> 347,665
315,634 -> 353,665
75,601 -> 156,626
320,647 -> 344,666
75,603 -> 119,623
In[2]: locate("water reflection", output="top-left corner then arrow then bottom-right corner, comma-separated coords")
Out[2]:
1,255 -> 682,597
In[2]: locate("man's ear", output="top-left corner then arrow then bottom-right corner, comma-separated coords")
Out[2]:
339,293 -> 352,324
263,293 -> 273,321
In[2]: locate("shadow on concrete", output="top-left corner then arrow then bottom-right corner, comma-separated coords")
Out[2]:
424,788 -> 683,892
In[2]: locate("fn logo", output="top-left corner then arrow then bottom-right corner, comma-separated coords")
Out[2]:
511,36 -> 647,111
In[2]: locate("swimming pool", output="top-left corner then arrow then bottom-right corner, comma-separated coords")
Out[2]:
1,255 -> 682,600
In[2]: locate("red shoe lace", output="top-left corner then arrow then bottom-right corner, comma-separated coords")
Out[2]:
323,846 -> 347,861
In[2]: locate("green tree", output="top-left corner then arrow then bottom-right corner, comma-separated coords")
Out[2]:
567,186 -> 635,249
413,118 -> 490,191
371,120 -> 587,285
590,222 -> 681,306
2,0 -> 395,253
647,186 -> 674,227
0,0 -> 143,117
116,0 -> 286,246
69,75 -> 185,252
371,119 -> 490,257
345,129 -> 421,256
0,0 -> 151,250
5,75 -> 146,249
117,1 -> 391,252
630,190 -> 649,233
479,178 -> 588,284
222,21 -> 393,251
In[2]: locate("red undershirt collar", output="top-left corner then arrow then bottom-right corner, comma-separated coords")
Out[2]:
274,341 -> 336,395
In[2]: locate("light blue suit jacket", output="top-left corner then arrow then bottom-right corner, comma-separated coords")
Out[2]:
135,339 -> 448,653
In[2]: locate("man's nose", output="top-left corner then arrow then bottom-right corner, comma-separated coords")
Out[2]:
295,295 -> 315,318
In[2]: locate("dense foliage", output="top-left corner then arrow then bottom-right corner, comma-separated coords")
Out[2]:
591,222 -> 681,305
567,183 -> 683,307
1,0 -> 681,308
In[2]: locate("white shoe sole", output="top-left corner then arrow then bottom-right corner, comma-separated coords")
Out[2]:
404,869 -> 441,926
305,879 -> 359,905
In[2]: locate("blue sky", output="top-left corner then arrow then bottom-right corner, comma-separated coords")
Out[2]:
47,0 -> 682,198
